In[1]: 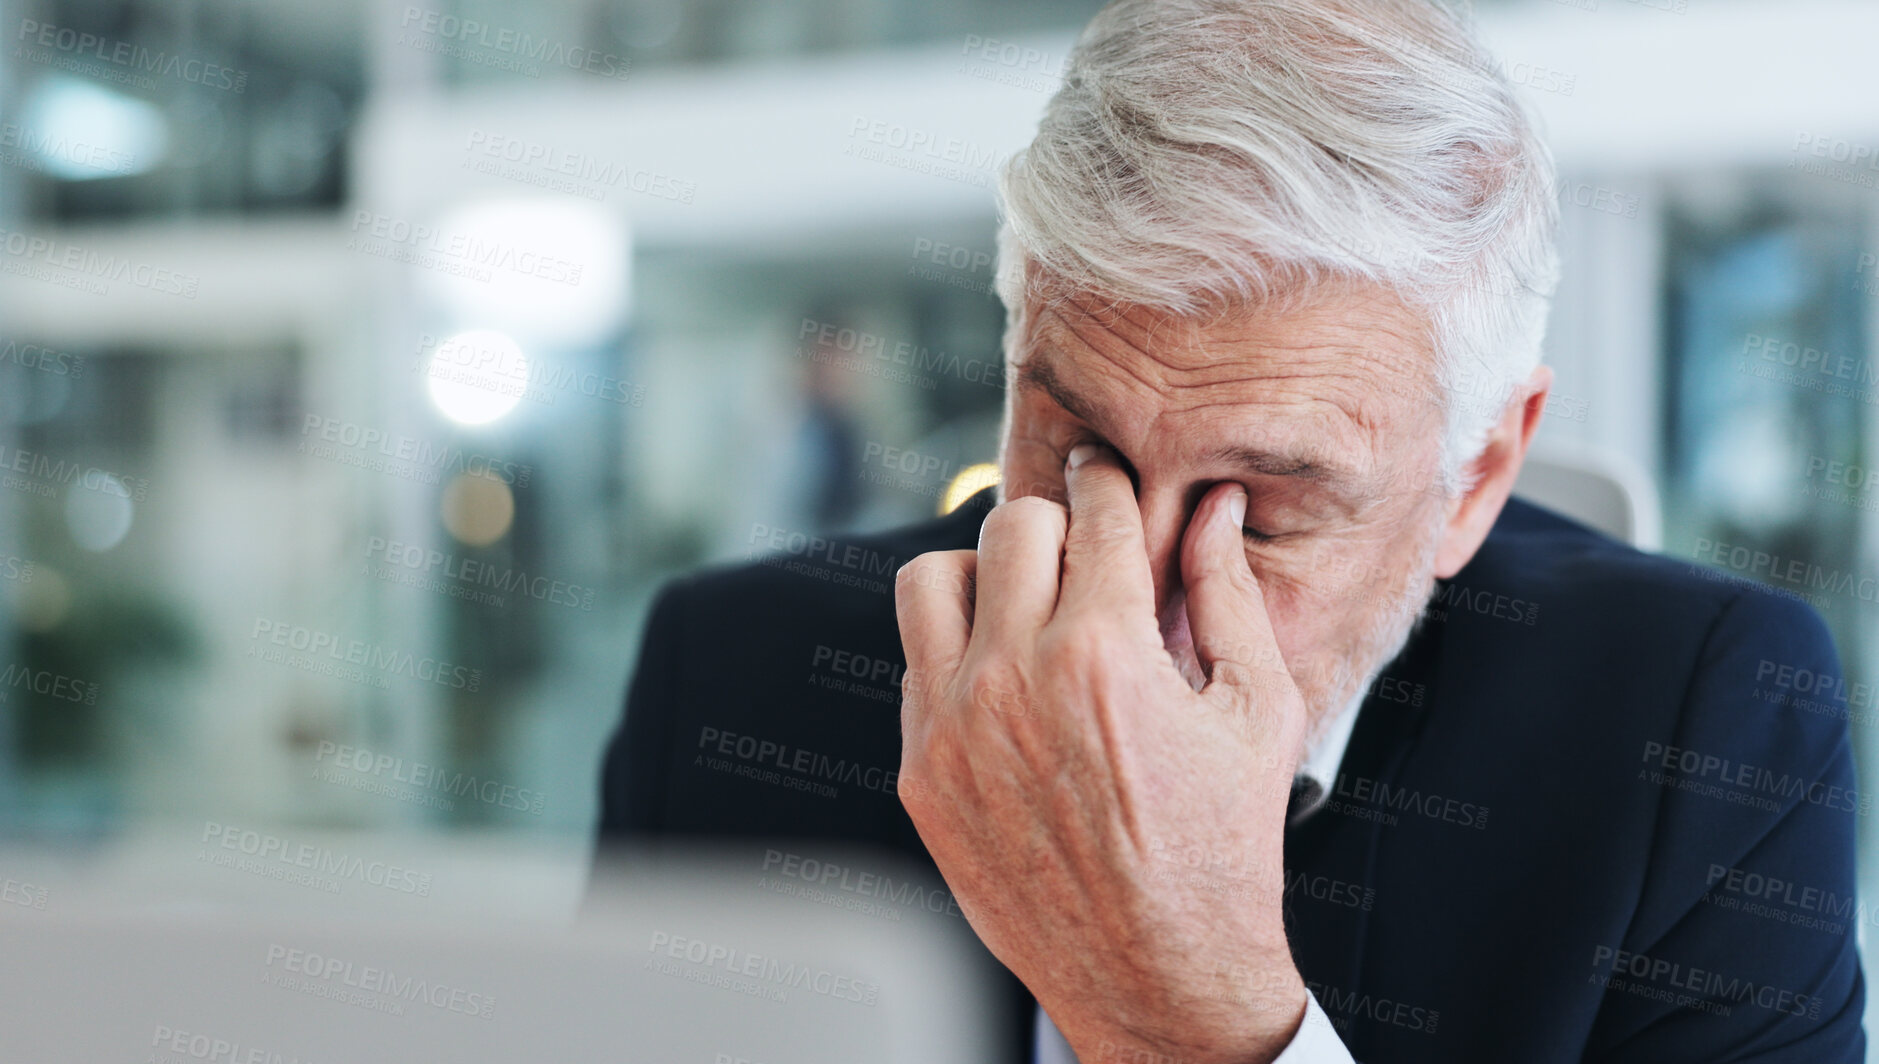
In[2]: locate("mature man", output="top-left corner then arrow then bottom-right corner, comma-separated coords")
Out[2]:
599,1 -> 1865,1060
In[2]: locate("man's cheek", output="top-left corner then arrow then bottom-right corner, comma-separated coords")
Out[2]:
1295,541 -> 1403,610
1257,580 -> 1347,687
1288,537 -> 1351,585
1246,559 -> 1311,615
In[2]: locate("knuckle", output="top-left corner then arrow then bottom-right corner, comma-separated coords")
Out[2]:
1075,457 -> 1129,485
983,496 -> 1067,540
1083,618 -> 1138,655
978,502 -> 1022,538
1206,659 -> 1258,690
1073,512 -> 1130,544
967,670 -> 1039,721
1193,634 -> 1250,666
894,555 -> 930,590
1006,493 -> 1069,521
1083,637 -> 1143,689
896,552 -> 970,595
1211,635 -> 1289,677
897,767 -> 940,807
1034,626 -> 1091,671
1005,480 -> 1069,508
1040,619 -> 1142,688
1245,660 -> 1297,699
962,661 -> 1026,709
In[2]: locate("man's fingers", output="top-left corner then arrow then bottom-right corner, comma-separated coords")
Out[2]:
1179,483 -> 1294,711
1060,444 -> 1158,619
972,497 -> 1069,648
896,549 -> 977,706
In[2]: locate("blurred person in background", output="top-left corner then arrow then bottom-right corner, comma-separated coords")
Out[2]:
600,1 -> 1866,1061
717,302 -> 869,555
790,302 -> 868,531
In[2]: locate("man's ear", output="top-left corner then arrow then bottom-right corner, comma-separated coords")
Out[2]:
1433,365 -> 1553,579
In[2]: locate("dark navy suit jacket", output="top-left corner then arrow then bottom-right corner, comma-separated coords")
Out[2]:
598,488 -> 1867,1062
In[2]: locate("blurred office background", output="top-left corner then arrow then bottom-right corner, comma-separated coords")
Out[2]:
0,0 -> 1875,1026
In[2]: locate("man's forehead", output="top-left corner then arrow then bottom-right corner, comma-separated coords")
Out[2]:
1017,347 -> 1378,481
1020,294 -> 1439,441
1026,286 -> 1434,379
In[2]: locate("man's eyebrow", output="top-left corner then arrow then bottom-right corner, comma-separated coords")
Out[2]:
1019,349 -> 1361,490
1199,444 -> 1347,485
1015,353 -> 1110,435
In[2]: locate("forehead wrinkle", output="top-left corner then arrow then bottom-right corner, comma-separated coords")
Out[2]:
1191,301 -> 1435,380
1031,298 -> 1442,479
1026,316 -> 1206,455
1043,289 -> 1434,393
1015,349 -> 1110,434
1058,290 -> 1196,355
1163,395 -> 1372,483
1191,333 -> 1425,384
1158,363 -> 1387,445
1236,338 -> 1438,442
1041,304 -> 1187,402
1158,367 -> 1425,509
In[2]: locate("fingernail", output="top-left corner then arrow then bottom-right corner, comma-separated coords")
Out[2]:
1066,443 -> 1097,471
1227,488 -> 1247,527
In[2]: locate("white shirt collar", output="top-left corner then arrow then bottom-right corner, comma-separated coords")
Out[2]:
1288,687 -> 1366,825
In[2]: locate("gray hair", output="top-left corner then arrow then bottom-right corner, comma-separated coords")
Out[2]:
994,0 -> 1560,493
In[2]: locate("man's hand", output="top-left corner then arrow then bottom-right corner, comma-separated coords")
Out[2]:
895,443 -> 1312,1064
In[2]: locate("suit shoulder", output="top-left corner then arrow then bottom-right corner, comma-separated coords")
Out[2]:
1469,497 -> 1827,634
1447,498 -> 1848,769
1475,500 -> 1849,770
655,499 -> 988,629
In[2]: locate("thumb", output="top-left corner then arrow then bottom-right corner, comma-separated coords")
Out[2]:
1179,484 -> 1300,721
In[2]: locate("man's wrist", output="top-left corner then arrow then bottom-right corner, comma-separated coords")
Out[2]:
1058,972 -> 1309,1064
